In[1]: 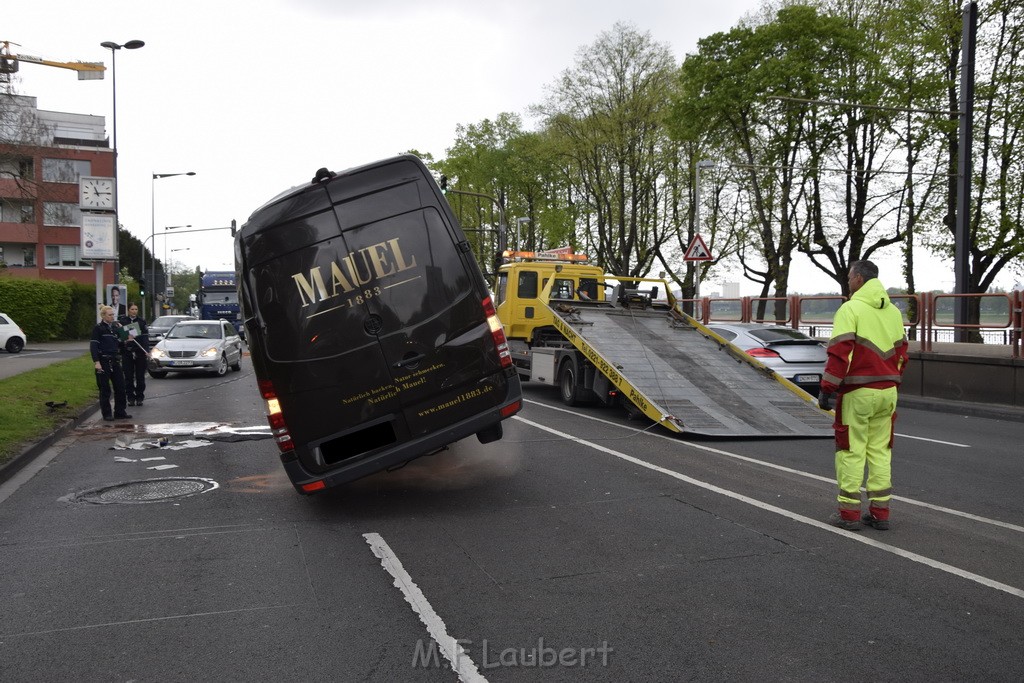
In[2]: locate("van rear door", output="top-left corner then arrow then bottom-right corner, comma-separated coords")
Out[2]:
323,161 -> 509,439
241,157 -> 511,473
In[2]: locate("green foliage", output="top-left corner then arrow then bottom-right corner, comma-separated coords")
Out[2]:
61,281 -> 101,340
0,277 -> 71,341
0,355 -> 95,465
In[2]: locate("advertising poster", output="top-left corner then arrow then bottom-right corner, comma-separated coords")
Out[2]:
81,214 -> 117,260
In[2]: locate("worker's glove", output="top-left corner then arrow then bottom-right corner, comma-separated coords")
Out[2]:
817,390 -> 835,411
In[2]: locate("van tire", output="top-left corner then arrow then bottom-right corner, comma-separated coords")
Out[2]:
559,357 -> 582,406
476,423 -> 503,444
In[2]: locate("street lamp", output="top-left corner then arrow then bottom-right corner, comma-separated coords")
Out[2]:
99,39 -> 144,285
693,159 -> 717,306
150,172 -> 195,318
140,224 -> 189,317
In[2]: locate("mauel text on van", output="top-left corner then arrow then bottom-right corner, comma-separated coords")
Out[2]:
291,237 -> 418,307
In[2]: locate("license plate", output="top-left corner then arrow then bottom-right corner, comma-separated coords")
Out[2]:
171,360 -> 194,367
794,374 -> 820,383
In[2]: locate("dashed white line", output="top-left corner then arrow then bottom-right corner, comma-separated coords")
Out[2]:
363,533 -> 487,682
522,399 -> 1024,534
513,414 -> 1024,600
896,433 -> 970,448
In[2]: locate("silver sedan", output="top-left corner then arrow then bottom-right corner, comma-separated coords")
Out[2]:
704,322 -> 827,396
148,320 -> 243,378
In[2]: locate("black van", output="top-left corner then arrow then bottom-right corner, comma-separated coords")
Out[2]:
235,155 -> 522,494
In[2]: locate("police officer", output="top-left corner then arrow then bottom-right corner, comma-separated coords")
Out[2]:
118,302 -> 149,406
91,306 -> 132,421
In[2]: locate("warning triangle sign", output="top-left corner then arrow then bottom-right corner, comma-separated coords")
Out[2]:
684,234 -> 713,261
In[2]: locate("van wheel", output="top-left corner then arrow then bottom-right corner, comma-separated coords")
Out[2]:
476,423 -> 503,444
5,337 -> 24,353
215,354 -> 228,376
149,370 -> 168,379
559,358 -> 582,406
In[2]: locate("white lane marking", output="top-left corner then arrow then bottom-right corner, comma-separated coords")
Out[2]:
522,399 -> 1024,535
514,416 -> 1024,600
896,433 -> 970,448
363,533 -> 487,682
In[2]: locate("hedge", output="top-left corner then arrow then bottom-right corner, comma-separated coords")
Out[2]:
62,281 -> 100,340
0,277 -> 71,342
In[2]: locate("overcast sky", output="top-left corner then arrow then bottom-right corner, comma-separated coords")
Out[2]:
7,0 -> 1002,294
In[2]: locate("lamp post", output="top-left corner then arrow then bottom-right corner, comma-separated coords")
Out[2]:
693,159 -> 717,307
99,39 -> 144,285
140,225 -> 189,318
151,172 -> 195,318
514,217 -> 530,252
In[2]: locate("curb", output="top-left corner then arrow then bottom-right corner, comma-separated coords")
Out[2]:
899,395 -> 1024,422
0,403 -> 100,487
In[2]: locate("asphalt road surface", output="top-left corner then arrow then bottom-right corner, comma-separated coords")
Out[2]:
0,342 -> 89,381
1,366 -> 1022,681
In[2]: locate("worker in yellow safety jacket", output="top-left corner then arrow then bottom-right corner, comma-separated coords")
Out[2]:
818,260 -> 908,531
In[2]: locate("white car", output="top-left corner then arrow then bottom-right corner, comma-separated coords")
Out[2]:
148,319 -> 243,378
0,312 -> 27,353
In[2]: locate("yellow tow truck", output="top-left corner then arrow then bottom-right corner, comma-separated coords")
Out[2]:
494,250 -> 832,437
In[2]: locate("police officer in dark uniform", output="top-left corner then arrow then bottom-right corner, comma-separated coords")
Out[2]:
118,302 -> 149,406
91,306 -> 132,421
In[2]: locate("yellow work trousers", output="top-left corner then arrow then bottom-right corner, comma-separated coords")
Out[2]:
833,386 -> 898,518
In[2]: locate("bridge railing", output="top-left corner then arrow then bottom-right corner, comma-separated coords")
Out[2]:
677,290 -> 1023,358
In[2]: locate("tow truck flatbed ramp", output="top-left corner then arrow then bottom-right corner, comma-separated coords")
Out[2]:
551,304 -> 834,438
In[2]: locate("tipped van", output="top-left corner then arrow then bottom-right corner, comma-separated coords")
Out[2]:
235,155 -> 522,494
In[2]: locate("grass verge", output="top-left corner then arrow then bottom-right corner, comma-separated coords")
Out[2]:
0,354 -> 96,467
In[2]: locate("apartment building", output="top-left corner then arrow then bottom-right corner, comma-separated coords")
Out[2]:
0,94 -> 115,284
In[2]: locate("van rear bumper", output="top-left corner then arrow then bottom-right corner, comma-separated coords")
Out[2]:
281,395 -> 522,494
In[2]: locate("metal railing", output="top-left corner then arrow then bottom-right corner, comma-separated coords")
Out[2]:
677,290 -> 1023,358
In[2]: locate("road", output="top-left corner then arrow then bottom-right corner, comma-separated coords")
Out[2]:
1,366 -> 1022,681
0,342 -> 90,381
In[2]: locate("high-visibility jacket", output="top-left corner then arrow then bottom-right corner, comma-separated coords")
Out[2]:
822,278 -> 908,394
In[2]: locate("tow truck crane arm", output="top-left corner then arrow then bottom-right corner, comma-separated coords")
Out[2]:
0,41 -> 105,80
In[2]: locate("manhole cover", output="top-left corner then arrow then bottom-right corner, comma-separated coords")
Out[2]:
63,477 -> 219,505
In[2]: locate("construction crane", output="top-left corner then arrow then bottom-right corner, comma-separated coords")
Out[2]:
0,41 -> 105,82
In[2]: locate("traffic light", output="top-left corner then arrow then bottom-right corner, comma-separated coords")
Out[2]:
139,278 -> 146,297
230,219 -> 237,237
439,175 -> 448,194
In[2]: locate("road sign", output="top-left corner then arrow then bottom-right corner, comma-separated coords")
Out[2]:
684,234 -> 713,261
165,287 -> 175,298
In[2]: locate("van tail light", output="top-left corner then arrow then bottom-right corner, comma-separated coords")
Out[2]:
745,347 -> 781,359
482,296 -> 513,369
258,379 -> 295,453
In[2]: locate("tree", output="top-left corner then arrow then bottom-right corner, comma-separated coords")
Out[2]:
536,22 -> 678,277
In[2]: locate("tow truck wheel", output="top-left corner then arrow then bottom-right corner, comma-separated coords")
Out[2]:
559,358 -> 582,406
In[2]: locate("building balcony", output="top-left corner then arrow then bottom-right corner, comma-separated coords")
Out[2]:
0,222 -> 39,243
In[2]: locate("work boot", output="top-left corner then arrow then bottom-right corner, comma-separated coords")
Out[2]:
862,513 -> 890,530
127,399 -> 136,406
113,413 -> 133,420
828,512 -> 863,531
102,415 -> 114,422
